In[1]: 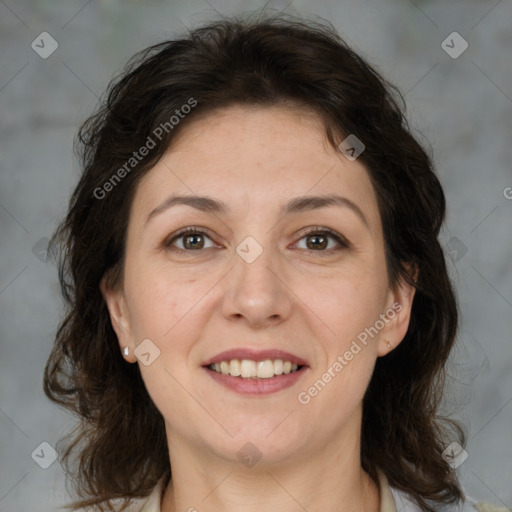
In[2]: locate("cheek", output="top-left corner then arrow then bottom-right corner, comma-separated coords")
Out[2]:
123,255 -> 207,339
297,267 -> 388,345
297,268 -> 385,418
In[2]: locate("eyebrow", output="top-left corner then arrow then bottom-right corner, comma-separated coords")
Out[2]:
145,193 -> 368,227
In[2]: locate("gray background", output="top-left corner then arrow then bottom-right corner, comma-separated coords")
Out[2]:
0,0 -> 511,511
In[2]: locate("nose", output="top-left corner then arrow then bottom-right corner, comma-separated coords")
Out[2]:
220,242 -> 293,329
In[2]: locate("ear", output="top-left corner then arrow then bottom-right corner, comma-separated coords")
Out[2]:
377,265 -> 417,357
99,274 -> 137,363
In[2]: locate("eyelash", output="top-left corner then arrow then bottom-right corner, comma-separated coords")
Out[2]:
163,226 -> 349,254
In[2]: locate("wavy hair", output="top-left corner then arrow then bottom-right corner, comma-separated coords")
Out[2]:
44,12 -> 466,512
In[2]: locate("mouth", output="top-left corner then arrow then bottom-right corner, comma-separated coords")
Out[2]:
201,349 -> 309,395
206,359 -> 304,379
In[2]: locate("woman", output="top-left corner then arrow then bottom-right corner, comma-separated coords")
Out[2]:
43,13 -> 503,512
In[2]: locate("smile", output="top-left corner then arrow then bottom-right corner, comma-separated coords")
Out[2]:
208,359 -> 302,379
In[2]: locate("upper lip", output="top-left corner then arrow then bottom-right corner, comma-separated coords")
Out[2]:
202,349 -> 309,367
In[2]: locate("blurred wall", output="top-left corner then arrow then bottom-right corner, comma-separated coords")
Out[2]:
1,0 -> 511,510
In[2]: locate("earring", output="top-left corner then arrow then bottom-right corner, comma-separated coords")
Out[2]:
385,339 -> 392,349
123,346 -> 130,357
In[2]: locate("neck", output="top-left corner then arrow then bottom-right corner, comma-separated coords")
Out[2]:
160,427 -> 380,512
162,467 -> 379,512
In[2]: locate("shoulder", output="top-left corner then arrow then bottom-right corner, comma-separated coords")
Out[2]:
119,480 -> 163,512
72,479 -> 164,512
390,486 -> 510,512
377,469 -> 507,512
376,467 -> 512,512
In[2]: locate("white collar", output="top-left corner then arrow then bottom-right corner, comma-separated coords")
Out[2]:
129,467 -> 480,512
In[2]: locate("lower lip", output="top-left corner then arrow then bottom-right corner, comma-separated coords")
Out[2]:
203,367 -> 308,395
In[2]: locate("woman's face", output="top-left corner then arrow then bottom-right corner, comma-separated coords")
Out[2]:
102,105 -> 414,467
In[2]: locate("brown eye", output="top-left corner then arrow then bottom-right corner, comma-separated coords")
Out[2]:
165,228 -> 216,251
182,233 -> 206,250
295,228 -> 349,252
305,233 -> 329,250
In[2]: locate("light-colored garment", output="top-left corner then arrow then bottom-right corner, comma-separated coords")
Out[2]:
97,468 -> 505,512
379,468 -> 506,512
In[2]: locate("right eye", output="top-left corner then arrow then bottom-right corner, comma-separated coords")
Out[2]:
164,227 -> 219,252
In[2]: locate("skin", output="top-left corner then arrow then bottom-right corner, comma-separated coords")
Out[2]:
101,105 -> 415,512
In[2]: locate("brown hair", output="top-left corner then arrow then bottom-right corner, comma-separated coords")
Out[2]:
44,12 -> 466,512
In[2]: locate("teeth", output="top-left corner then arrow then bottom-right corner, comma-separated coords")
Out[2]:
229,359 -> 241,377
257,360 -> 274,378
208,359 -> 302,379
241,359 -> 256,378
220,361 -> 230,375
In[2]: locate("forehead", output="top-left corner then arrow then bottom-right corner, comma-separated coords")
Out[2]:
131,105 -> 379,226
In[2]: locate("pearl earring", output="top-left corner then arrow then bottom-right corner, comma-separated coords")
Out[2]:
385,339 -> 392,349
123,346 -> 130,357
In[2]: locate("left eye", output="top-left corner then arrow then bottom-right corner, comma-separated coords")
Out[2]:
294,230 -> 348,252
166,229 -> 217,251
